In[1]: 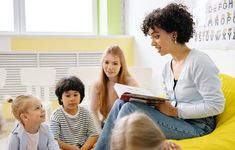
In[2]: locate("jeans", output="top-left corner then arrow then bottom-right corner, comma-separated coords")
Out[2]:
95,99 -> 215,150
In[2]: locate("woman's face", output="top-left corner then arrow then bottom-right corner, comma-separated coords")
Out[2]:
102,54 -> 121,81
148,27 -> 175,56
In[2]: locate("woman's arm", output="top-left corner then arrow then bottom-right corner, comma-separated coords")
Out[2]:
90,111 -> 101,133
177,54 -> 224,118
162,141 -> 181,150
161,52 -> 225,119
155,101 -> 178,117
126,76 -> 139,87
89,81 -> 102,132
89,81 -> 99,111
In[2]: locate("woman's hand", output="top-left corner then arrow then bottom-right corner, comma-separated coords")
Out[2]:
154,101 -> 178,117
162,141 -> 182,150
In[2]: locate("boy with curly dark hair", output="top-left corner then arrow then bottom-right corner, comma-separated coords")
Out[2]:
50,76 -> 98,150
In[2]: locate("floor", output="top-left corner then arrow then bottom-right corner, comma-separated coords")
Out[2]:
0,137 -> 8,150
0,121 -> 15,150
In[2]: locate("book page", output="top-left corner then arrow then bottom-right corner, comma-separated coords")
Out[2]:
114,83 -> 154,98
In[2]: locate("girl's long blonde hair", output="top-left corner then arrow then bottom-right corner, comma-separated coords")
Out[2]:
8,95 -> 35,123
111,112 -> 166,150
97,45 -> 131,119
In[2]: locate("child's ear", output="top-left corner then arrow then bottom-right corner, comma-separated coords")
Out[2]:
20,113 -> 28,122
171,31 -> 178,39
59,98 -> 64,105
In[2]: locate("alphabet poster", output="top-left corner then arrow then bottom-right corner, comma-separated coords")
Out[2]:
189,0 -> 235,50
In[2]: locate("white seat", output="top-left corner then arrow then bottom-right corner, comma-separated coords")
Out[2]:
0,68 -> 6,88
20,67 -> 56,122
0,68 -> 7,128
128,67 -> 152,90
68,66 -> 152,108
20,67 -> 56,101
68,67 -> 101,107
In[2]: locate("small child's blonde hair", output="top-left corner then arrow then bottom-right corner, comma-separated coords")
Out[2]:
7,95 -> 36,122
111,112 -> 166,150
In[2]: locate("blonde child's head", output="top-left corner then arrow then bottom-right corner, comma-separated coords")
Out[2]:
111,112 -> 166,150
8,95 -> 45,125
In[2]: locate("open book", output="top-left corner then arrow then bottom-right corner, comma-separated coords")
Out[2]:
114,83 -> 168,105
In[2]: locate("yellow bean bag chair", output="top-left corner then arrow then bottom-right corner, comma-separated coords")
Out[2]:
173,74 -> 235,150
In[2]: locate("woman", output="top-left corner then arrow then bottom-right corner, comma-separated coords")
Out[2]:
90,45 -> 138,131
95,3 -> 224,150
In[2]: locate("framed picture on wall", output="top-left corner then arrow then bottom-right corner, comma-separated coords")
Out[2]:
189,0 -> 235,50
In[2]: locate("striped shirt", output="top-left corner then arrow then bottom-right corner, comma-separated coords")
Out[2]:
50,106 -> 98,147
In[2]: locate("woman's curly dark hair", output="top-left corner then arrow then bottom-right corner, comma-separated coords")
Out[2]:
141,3 -> 195,44
55,76 -> 85,105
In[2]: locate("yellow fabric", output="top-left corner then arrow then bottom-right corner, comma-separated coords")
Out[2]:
2,101 -> 15,121
51,99 -> 60,112
173,74 -> 235,150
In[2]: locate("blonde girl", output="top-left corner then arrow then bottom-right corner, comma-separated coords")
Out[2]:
7,95 -> 59,150
111,112 -> 181,150
90,45 -> 138,131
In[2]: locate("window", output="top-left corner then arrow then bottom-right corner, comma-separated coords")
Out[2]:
0,0 -> 97,35
0,0 -> 14,32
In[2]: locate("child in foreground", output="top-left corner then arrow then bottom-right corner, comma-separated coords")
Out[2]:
7,95 -> 59,150
111,112 -> 181,150
50,76 -> 98,150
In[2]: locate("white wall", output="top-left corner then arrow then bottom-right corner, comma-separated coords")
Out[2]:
124,0 -> 235,94
0,37 -> 11,52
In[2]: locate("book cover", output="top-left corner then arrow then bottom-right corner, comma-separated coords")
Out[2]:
114,83 -> 168,104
